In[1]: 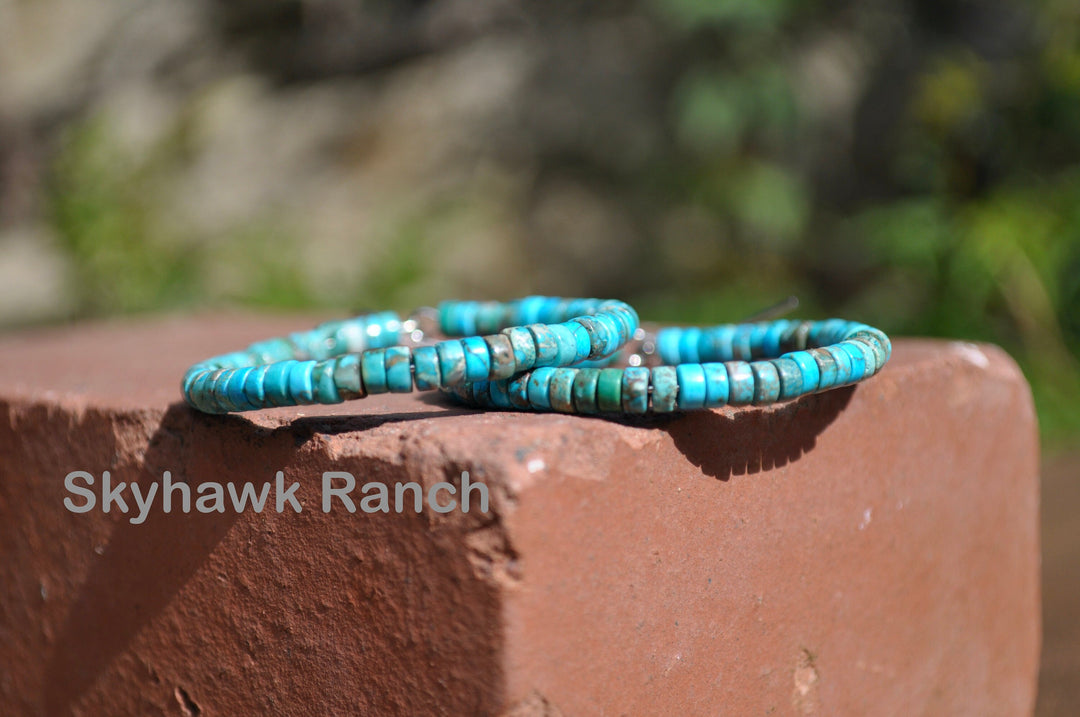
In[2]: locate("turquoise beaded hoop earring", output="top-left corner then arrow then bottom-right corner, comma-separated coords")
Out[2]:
446,319 -> 891,415
181,297 -> 639,414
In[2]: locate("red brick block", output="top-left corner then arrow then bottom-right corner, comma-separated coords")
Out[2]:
0,316 -> 1040,715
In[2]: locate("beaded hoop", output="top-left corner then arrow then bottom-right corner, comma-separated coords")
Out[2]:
445,319 -> 891,414
181,297 -> 639,414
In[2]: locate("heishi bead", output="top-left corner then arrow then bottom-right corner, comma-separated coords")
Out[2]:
263,361 -> 295,406
549,323 -> 580,368
332,354 -> 364,397
809,347 -> 839,390
733,325 -> 754,361
288,360 -> 318,404
565,322 -> 593,363
529,324 -> 560,367
748,324 -> 771,358
750,361 -> 780,405
360,350 -> 389,394
848,338 -> 880,377
503,326 -> 538,372
650,366 -> 678,412
484,335 -> 517,379
210,370 -> 236,412
249,337 -> 295,363
507,374 -> 531,409
226,367 -> 256,411
724,361 -> 755,405
190,371 -> 218,413
596,314 -> 622,357
675,364 -> 706,409
461,336 -> 491,382
771,357 -> 804,400
572,368 -> 602,413
244,364 -> 271,406
549,368 -> 577,413
824,344 -> 853,385
762,320 -> 791,358
384,346 -> 413,393
571,315 -> 607,360
596,368 -> 623,412
436,340 -> 467,387
837,341 -> 868,385
677,327 -> 702,364
527,367 -> 556,410
702,363 -> 729,406
313,360 -> 341,403
621,366 -> 650,414
781,350 -> 819,395
656,328 -> 681,365
488,379 -> 512,408
411,346 -> 440,391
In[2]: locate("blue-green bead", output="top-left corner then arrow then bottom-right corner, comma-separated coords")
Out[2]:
226,367 -> 256,411
656,328 -> 681,365
702,363 -> 729,407
263,361 -> 295,406
313,360 -> 341,403
484,335 -> 516,379
596,368 -> 623,412
763,321 -> 791,358
750,361 -> 780,404
361,350 -> 389,394
549,323 -> 580,367
651,366 -> 678,412
385,346 -> 413,393
249,338 -> 295,363
412,346 -> 440,391
462,336 -> 491,382
244,365 -> 270,407
333,354 -> 363,396
678,328 -> 702,364
529,325 -> 560,368
771,357 -> 804,400
825,344 -> 853,385
488,379 -> 512,408
724,361 -> 755,405
572,368 -> 601,413
571,315 -> 607,360
507,374 -> 531,409
782,351 -> 820,395
733,326 -> 754,361
503,327 -> 537,372
189,371 -> 217,412
210,369 -> 239,412
288,360 -> 318,404
621,366 -> 650,414
810,348 -> 839,390
549,368 -> 577,413
518,296 -> 547,324
838,341 -> 867,384
436,340 -> 467,387
595,314 -> 622,357
566,322 -> 593,363
675,364 -> 706,409
527,367 -> 555,409
748,324 -> 771,358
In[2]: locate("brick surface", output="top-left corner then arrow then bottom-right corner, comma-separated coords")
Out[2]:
0,316 -> 1040,715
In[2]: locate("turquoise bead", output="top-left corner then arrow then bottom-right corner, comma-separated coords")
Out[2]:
549,368 -> 577,413
733,326 -> 754,361
750,361 -> 780,404
190,371 -> 219,413
810,348 -> 839,390
361,351 -> 389,395
748,324 -> 771,358
412,346 -> 440,391
837,341 -> 867,384
484,335 -> 517,379
288,360 -> 318,404
549,323 -> 580,368
677,328 -> 702,364
621,367 -> 649,414
676,364 -> 706,409
566,322 -> 593,363
226,367 -> 256,411
333,354 -> 363,396
781,350 -> 819,394
527,367 -> 555,409
763,320 -> 791,358
529,324 -> 560,367
771,357 -> 804,400
462,336 -> 491,382
725,361 -> 755,405
825,344 -> 853,385
651,366 -> 678,412
436,340 -> 467,387
595,314 -> 622,357
249,338 -> 295,363
263,361 -> 295,406
596,368 -> 623,412
503,326 -> 537,372
702,363 -> 729,406
518,296 -> 547,324
314,360 -> 341,403
571,315 -> 607,360
507,374 -> 531,409
488,379 -> 512,408
572,368 -> 601,413
244,365 -> 270,407
210,370 -> 238,412
656,328 -> 681,364
385,346 -> 413,393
